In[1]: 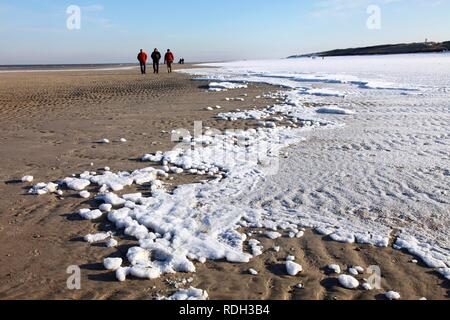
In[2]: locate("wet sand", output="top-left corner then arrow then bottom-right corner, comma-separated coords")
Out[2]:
0,65 -> 448,300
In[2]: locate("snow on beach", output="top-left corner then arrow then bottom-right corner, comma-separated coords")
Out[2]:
24,54 -> 450,290
181,53 -> 450,269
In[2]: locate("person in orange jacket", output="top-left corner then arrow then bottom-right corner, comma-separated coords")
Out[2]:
137,49 -> 148,75
164,49 -> 175,73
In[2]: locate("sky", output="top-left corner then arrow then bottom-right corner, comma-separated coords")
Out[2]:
0,0 -> 449,64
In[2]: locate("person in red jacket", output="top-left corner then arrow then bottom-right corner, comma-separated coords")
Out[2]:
137,49 -> 148,75
164,49 -> 175,73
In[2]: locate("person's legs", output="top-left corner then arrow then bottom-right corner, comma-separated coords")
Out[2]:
140,62 -> 145,74
167,62 -> 172,73
142,63 -> 146,74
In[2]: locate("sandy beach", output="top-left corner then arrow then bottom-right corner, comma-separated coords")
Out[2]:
0,64 -> 448,300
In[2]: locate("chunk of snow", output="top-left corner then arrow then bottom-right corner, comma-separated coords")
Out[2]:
141,153 -> 164,163
103,258 -> 123,271
96,193 -> 126,207
362,282 -> 373,291
129,266 -> 161,279
249,268 -> 258,275
116,267 -> 131,282
330,232 -> 355,244
45,182 -> 58,193
286,261 -> 303,276
79,191 -> 90,199
348,268 -> 359,276
338,275 -> 359,289
79,209 -> 103,220
248,239 -> 263,257
84,232 -> 112,244
21,176 -> 34,183
28,182 -> 59,195
99,204 -> 113,212
106,238 -> 118,248
64,178 -> 91,191
385,291 -> 401,300
127,247 -> 151,266
327,264 -> 341,274
265,231 -> 282,239
163,287 -> 209,300
125,224 -> 149,240
209,82 -> 247,91
354,266 -> 365,274
286,256 -> 296,262
122,193 -> 143,203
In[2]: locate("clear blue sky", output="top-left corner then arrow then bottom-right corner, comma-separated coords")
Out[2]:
0,0 -> 449,64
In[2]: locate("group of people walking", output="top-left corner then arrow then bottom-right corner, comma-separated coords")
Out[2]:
137,48 -> 175,75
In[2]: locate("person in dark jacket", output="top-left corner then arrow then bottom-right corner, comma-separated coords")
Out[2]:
137,49 -> 148,75
164,49 -> 175,73
151,48 -> 162,74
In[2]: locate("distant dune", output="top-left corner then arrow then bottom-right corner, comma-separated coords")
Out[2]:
288,41 -> 450,58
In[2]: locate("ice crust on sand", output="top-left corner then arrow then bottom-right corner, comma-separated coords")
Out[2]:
180,54 -> 450,272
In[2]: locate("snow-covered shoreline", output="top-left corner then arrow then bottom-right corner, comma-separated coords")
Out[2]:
23,54 -> 450,289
